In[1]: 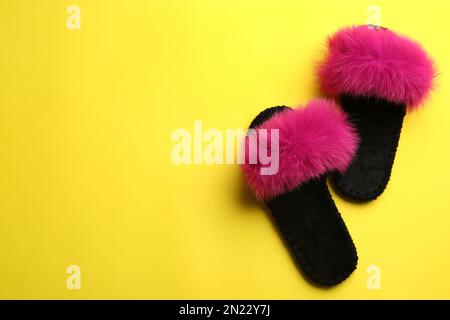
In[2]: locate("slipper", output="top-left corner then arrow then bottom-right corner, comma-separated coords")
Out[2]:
318,25 -> 436,201
242,99 -> 359,286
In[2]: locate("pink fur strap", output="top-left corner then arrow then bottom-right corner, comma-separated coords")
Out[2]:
318,26 -> 436,111
242,99 -> 358,200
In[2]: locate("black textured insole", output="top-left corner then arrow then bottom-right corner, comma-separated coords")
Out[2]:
250,106 -> 358,286
331,95 -> 406,202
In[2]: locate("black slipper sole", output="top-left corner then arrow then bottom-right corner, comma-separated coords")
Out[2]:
331,95 -> 406,202
250,107 -> 358,287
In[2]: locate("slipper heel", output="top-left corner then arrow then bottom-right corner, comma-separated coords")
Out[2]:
332,95 -> 406,201
242,100 -> 359,286
318,26 -> 436,201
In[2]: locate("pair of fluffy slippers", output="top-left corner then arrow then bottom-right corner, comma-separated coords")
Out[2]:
242,25 -> 436,286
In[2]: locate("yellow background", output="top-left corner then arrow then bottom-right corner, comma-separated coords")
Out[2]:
0,0 -> 449,299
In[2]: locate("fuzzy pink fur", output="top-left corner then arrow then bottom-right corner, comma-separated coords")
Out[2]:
242,99 -> 358,200
317,26 -> 436,111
